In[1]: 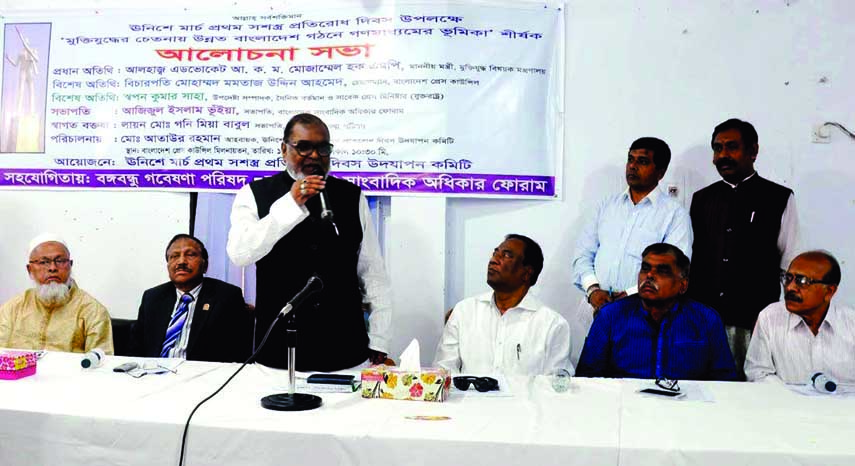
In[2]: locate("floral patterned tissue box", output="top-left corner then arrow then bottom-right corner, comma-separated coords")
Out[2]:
361,366 -> 451,402
0,351 -> 38,380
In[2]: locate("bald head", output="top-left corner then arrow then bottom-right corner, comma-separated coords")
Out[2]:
791,251 -> 841,286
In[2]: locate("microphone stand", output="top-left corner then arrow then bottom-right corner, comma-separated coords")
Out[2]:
260,298 -> 322,411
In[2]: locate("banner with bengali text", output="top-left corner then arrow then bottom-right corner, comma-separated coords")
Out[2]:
0,2 -> 564,198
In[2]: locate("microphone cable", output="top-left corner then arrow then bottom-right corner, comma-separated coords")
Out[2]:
177,311 -> 284,466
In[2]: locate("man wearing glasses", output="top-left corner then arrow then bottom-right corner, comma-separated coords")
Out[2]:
0,234 -> 113,354
745,251 -> 854,383
576,243 -> 736,380
227,113 -> 392,371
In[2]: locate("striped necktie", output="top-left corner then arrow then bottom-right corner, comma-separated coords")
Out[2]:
161,293 -> 194,358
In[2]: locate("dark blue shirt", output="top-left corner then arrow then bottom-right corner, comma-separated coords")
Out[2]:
576,295 -> 737,381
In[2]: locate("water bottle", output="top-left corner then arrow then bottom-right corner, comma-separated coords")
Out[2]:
810,372 -> 837,394
81,348 -> 106,369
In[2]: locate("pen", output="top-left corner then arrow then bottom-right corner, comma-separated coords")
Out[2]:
516,344 -> 521,361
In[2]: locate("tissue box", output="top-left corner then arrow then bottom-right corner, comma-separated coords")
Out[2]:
360,365 -> 451,402
0,351 -> 38,380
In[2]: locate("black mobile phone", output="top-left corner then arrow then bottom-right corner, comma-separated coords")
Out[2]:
306,374 -> 355,385
639,388 -> 684,398
113,362 -> 139,373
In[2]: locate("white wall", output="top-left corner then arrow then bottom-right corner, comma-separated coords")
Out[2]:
1,1 -> 853,364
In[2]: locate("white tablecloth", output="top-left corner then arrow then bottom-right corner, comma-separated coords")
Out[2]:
1,351 -> 853,466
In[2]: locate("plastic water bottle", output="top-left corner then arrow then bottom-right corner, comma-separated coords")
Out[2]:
810,372 -> 837,394
81,348 -> 106,369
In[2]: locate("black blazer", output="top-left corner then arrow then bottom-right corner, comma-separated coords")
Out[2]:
129,277 -> 252,363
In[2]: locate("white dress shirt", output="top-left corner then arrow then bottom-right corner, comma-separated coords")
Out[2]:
572,186 -> 693,296
433,291 -> 574,376
226,178 -> 393,354
745,301 -> 855,384
166,282 -> 202,359
722,172 -> 800,267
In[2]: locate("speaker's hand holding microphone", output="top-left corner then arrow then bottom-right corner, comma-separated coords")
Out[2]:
291,174 -> 326,206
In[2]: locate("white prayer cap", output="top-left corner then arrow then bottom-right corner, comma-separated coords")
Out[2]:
28,233 -> 68,257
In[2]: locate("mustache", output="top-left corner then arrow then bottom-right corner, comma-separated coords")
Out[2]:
715,158 -> 735,169
641,280 -> 659,291
174,265 -> 191,272
304,163 -> 325,176
785,291 -> 802,302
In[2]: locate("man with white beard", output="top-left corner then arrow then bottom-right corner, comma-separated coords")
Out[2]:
0,234 -> 113,354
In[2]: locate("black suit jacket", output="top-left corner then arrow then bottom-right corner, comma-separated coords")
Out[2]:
129,277 -> 252,363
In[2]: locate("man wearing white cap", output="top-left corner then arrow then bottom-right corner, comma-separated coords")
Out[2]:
0,234 -> 113,354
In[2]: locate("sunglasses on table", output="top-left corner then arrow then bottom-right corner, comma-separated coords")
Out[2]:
452,376 -> 499,392
655,377 -> 680,392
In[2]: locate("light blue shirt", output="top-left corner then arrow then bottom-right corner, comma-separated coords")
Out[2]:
572,186 -> 693,295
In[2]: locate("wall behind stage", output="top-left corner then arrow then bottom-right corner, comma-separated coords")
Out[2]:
1,1 -> 853,364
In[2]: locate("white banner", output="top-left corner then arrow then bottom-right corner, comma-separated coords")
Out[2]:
0,3 -> 564,198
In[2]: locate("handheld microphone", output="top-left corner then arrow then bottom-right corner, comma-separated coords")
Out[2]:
311,166 -> 339,236
81,348 -> 105,369
279,275 -> 324,317
319,190 -> 339,235
811,372 -> 837,393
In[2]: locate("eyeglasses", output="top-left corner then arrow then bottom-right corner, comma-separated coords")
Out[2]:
128,361 -> 183,378
655,377 -> 680,392
452,376 -> 499,392
780,272 -> 831,288
286,140 -> 333,158
28,258 -> 71,268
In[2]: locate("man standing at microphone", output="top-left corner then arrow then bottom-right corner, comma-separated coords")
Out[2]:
227,113 -> 393,371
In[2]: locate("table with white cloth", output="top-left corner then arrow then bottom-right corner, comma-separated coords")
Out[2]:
0,352 -> 853,466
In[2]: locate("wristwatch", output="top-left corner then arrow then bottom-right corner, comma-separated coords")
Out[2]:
586,284 -> 600,303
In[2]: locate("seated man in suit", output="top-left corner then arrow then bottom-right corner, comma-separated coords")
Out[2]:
433,234 -> 573,376
577,243 -> 737,380
745,251 -> 855,384
129,234 -> 252,363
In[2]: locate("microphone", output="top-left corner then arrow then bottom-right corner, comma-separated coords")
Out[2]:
810,372 -> 837,394
279,275 -> 324,317
319,189 -> 338,235
311,166 -> 339,236
81,348 -> 105,369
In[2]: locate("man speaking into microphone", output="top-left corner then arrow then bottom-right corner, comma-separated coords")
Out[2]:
227,113 -> 393,371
